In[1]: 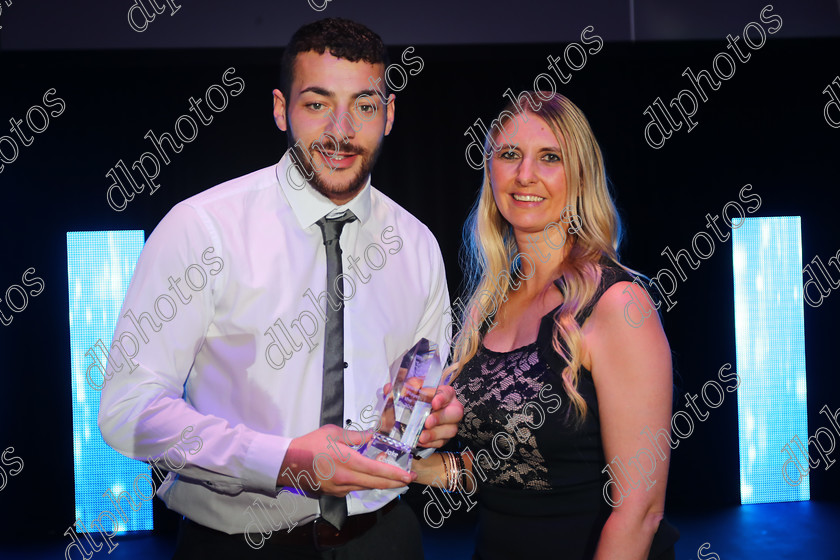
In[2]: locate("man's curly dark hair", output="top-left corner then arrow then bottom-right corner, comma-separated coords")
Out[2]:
280,18 -> 391,102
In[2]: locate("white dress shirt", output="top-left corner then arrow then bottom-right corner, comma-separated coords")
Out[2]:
97,153 -> 450,534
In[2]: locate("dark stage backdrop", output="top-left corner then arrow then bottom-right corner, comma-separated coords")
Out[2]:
1,37 -> 839,539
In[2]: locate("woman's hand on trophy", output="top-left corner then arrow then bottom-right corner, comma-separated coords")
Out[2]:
418,385 -> 463,448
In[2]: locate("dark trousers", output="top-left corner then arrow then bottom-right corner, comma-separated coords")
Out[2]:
171,500 -> 424,560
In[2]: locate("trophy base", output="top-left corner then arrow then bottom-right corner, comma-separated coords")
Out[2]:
360,433 -> 413,471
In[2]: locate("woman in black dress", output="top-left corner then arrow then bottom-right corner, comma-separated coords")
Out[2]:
413,92 -> 678,559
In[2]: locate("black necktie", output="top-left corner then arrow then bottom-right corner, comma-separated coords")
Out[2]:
315,211 -> 357,530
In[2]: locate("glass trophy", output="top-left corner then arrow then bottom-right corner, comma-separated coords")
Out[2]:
359,338 -> 443,471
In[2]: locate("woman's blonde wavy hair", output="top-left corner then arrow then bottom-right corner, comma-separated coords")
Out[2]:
450,91 -> 634,423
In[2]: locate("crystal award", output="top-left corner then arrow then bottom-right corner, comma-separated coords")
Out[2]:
359,338 -> 443,471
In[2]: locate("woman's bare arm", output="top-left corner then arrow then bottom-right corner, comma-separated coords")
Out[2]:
586,281 -> 673,560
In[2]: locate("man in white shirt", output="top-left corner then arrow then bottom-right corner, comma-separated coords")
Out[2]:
98,18 -> 461,559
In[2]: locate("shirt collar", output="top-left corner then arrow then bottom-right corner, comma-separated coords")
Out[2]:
276,151 -> 372,230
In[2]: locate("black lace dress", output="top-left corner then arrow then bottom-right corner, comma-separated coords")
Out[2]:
452,267 -> 678,560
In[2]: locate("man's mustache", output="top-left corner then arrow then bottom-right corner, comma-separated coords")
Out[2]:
309,137 -> 365,157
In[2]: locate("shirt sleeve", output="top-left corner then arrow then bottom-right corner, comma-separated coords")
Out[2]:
97,202 -> 289,497
408,226 -> 451,363
410,228 -> 452,460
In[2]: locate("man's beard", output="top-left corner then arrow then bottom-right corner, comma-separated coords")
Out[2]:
288,130 -> 383,202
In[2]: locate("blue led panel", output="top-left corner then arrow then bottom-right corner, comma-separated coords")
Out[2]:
67,231 -> 153,532
732,217 -> 809,504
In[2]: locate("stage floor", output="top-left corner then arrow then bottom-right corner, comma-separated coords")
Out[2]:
2,500 -> 837,559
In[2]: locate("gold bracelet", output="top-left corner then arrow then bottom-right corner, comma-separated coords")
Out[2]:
447,452 -> 459,492
439,452 -> 450,491
441,452 -> 456,492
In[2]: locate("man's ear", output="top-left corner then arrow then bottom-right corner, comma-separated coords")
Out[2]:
272,89 -> 288,131
384,94 -> 396,136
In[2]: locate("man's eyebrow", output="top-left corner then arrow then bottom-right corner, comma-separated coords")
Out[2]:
298,87 -> 381,100
353,89 -> 380,100
299,86 -> 334,97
